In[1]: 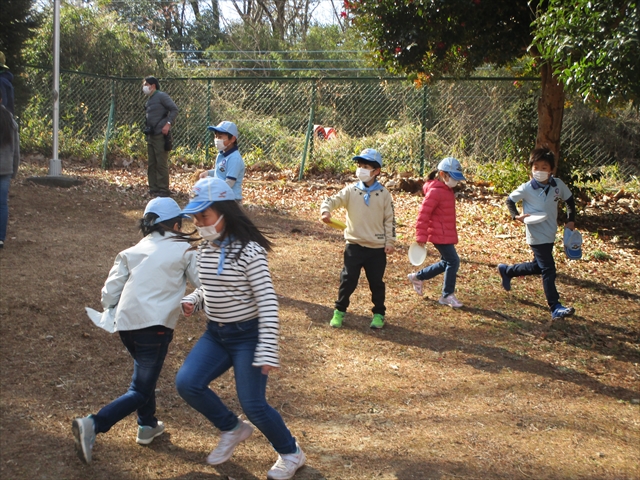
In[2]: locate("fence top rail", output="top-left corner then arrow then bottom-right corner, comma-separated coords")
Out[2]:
24,66 -> 539,83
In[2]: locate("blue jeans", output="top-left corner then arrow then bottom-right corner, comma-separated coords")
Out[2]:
175,319 -> 297,455
0,174 -> 11,242
502,243 -> 559,310
92,326 -> 173,434
415,244 -> 460,297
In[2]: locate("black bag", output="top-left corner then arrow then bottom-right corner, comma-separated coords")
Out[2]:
164,132 -> 173,151
143,115 -> 166,136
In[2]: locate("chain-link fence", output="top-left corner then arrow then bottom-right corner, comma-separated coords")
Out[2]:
20,67 -> 639,178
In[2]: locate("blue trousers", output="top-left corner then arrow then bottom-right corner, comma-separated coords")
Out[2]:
92,326 -> 173,433
0,174 -> 11,242
415,244 -> 460,297
501,243 -> 560,310
175,319 -> 297,455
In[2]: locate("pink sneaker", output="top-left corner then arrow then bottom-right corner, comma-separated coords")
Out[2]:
438,294 -> 463,308
407,273 -> 423,295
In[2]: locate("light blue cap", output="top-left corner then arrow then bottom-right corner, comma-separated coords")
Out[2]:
182,177 -> 235,214
144,197 -> 187,224
207,121 -> 239,139
353,148 -> 383,168
563,227 -> 583,260
437,157 -> 466,181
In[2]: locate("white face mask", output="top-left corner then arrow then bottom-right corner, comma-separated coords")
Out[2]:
142,85 -> 152,95
196,214 -> 224,241
532,171 -> 549,182
356,167 -> 372,182
445,178 -> 459,188
214,138 -> 226,152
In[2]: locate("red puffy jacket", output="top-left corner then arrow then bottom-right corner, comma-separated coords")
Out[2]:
415,179 -> 458,245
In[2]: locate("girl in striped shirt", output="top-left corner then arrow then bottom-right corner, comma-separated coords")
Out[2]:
176,177 -> 305,480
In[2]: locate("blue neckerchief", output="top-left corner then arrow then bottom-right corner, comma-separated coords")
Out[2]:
211,235 -> 233,275
356,180 -> 382,206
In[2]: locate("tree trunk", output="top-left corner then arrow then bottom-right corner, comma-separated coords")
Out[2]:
536,61 -> 565,172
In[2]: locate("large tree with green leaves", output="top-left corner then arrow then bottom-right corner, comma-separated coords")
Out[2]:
23,3 -> 165,76
533,0 -> 639,106
0,0 -> 40,113
0,0 -> 39,69
346,0 -> 639,165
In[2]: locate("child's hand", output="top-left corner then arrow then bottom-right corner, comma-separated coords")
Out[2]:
261,365 -> 279,375
515,213 -> 529,223
565,221 -> 575,231
199,171 -> 209,179
321,212 -> 331,223
181,302 -> 195,317
384,246 -> 395,254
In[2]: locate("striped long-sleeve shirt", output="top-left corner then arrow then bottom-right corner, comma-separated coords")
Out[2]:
182,240 -> 280,367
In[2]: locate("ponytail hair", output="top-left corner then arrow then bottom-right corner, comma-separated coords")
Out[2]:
426,169 -> 439,180
139,213 -> 183,237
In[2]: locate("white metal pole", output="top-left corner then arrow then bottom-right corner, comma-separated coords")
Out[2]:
50,0 -> 62,176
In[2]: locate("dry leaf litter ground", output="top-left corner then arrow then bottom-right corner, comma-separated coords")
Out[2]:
0,158 -> 638,480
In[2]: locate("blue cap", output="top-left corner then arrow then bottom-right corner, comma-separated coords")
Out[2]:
182,177 -> 235,214
353,148 -> 383,168
144,197 -> 186,224
563,227 -> 583,260
437,157 -> 466,181
207,121 -> 239,139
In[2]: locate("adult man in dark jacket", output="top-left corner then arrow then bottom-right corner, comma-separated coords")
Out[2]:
143,76 -> 178,197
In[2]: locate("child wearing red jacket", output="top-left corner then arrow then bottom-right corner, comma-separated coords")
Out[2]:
407,157 -> 465,308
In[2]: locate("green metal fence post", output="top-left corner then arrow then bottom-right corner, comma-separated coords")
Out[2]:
205,79 -> 212,165
298,80 -> 317,181
101,80 -> 116,169
419,85 -> 428,177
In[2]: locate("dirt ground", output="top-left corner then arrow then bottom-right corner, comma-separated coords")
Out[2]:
1,158 -> 638,480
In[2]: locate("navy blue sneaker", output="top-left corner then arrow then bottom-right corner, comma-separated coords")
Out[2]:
551,304 -> 575,319
497,264 -> 511,291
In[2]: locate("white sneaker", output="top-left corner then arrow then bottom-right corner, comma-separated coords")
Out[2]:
267,444 -> 306,480
407,273 -> 423,295
206,420 -> 254,465
72,416 -> 96,464
438,294 -> 463,308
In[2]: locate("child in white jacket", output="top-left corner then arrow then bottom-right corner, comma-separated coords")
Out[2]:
72,197 -> 199,464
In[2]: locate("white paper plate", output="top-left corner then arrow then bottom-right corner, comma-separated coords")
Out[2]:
524,213 -> 548,224
408,243 -> 427,266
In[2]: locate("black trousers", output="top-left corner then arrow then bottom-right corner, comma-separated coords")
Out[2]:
335,243 -> 387,316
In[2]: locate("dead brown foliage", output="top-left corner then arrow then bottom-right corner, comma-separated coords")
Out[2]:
1,158 -> 638,480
